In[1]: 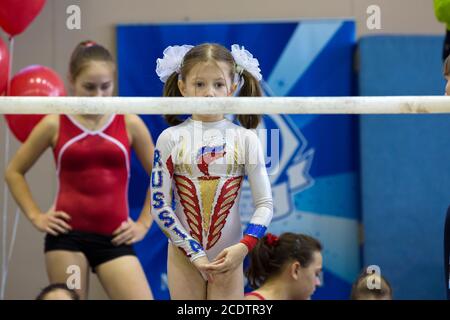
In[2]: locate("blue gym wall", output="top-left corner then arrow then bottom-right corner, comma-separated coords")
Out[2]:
359,35 -> 449,299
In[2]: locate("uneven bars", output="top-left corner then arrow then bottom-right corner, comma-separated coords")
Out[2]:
0,96 -> 449,114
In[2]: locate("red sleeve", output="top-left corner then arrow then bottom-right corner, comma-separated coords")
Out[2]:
240,235 -> 259,252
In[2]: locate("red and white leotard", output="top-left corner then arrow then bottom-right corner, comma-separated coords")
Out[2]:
151,117 -> 273,261
53,115 -> 130,235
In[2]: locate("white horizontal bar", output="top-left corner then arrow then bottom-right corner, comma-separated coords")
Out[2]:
0,96 -> 449,114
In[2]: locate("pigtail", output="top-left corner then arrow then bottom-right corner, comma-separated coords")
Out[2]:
238,69 -> 263,97
163,72 -> 184,126
237,69 -> 262,129
237,115 -> 261,129
163,72 -> 183,97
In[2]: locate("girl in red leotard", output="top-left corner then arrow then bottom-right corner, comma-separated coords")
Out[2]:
245,233 -> 323,300
5,41 -> 154,300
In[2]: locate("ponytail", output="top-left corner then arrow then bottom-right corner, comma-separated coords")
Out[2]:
246,234 -> 278,289
246,232 -> 323,289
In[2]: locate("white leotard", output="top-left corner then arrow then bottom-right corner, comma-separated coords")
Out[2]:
151,117 -> 273,261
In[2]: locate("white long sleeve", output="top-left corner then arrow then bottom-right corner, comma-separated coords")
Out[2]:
151,128 -> 206,261
150,118 -> 273,261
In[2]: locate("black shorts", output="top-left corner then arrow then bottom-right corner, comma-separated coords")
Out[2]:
44,231 -> 136,272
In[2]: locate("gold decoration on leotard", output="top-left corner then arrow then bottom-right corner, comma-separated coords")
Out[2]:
206,176 -> 243,249
175,136 -> 192,175
198,177 -> 220,233
227,137 -> 241,175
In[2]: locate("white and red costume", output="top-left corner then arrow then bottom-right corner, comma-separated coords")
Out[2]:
53,115 -> 130,235
151,117 -> 273,261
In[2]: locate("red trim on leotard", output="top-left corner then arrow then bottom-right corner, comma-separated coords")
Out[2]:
245,292 -> 266,300
53,115 -> 130,235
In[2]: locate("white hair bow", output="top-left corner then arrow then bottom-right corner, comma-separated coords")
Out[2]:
156,45 -> 193,83
230,44 -> 262,81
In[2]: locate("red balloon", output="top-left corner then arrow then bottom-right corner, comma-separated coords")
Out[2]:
9,65 -> 66,97
4,114 -> 45,142
4,65 -> 66,142
0,36 -> 9,95
0,0 -> 46,37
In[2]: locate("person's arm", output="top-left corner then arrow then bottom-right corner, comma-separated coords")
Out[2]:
434,0 -> 450,25
5,115 -> 72,235
150,129 -> 207,262
207,130 -> 273,273
112,115 -> 154,245
240,130 -> 273,251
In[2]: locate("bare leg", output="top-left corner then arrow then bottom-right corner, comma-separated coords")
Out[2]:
207,263 -> 244,300
45,250 -> 90,300
95,255 -> 153,300
167,243 -> 206,300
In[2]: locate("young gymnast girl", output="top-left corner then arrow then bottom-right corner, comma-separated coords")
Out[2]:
151,43 -> 273,299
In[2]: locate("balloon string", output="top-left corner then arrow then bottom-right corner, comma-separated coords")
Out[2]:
1,36 -> 14,299
1,125 -> 11,300
1,208 -> 19,300
6,37 -> 14,96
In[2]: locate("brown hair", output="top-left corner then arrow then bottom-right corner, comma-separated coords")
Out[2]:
444,55 -> 450,77
350,268 -> 393,300
69,40 -> 115,82
246,232 -> 322,289
162,43 -> 262,128
36,283 -> 80,300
